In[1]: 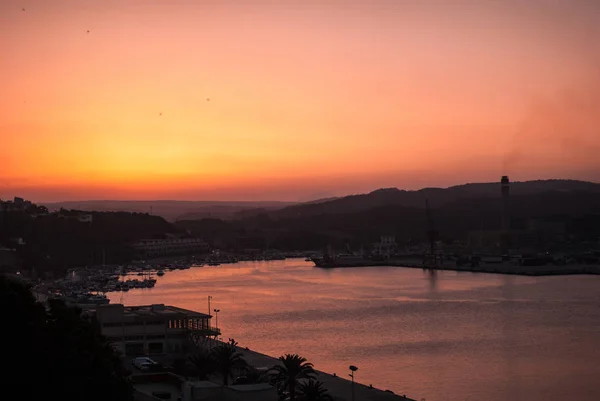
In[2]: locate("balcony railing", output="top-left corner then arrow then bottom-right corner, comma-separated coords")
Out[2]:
189,326 -> 221,337
169,325 -> 220,337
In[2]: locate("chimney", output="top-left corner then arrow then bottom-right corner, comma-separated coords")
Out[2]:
500,176 -> 510,255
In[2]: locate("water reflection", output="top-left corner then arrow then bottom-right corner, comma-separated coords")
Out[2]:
424,268 -> 438,292
108,259 -> 600,401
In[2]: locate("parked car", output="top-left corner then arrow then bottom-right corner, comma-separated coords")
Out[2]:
132,357 -> 159,371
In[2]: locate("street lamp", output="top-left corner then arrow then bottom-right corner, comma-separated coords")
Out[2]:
208,295 -> 212,316
349,365 -> 358,401
213,308 -> 220,338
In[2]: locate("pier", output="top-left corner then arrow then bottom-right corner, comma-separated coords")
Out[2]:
390,260 -> 600,276
315,258 -> 600,276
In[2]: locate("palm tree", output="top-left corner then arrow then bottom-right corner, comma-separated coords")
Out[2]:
210,342 -> 248,385
270,354 -> 316,401
189,349 -> 216,380
296,380 -> 333,401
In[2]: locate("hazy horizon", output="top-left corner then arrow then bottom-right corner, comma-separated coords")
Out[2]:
4,175 -> 598,204
2,1 -> 600,202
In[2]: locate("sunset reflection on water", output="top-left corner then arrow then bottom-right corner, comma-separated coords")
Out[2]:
108,259 -> 600,401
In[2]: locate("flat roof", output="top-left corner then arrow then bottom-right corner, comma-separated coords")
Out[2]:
95,304 -> 211,319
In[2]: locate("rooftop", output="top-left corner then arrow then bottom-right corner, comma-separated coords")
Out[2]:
94,303 -> 211,320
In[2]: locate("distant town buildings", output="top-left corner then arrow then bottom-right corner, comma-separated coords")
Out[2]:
372,236 -> 397,259
89,304 -> 218,357
57,212 -> 93,223
0,196 -> 33,212
468,218 -> 568,252
131,238 -> 209,258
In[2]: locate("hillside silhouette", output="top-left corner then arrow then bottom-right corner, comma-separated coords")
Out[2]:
270,179 -> 600,219
5,179 -> 599,273
1,208 -> 178,274
42,200 -> 295,221
177,180 -> 600,251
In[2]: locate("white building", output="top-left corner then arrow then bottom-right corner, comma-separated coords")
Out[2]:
131,238 -> 209,258
372,236 -> 397,259
90,304 -> 219,357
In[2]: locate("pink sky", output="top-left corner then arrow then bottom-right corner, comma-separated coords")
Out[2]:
1,0 -> 599,201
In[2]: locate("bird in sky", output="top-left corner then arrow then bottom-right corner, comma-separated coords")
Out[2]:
159,112 -> 162,116
86,30 -> 90,34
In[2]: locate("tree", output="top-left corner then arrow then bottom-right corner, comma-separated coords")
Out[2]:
210,342 -> 248,385
270,354 -> 316,401
297,379 -> 333,401
189,348 -> 217,380
1,275 -> 133,401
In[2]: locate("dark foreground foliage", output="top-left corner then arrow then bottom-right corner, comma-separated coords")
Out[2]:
2,275 -> 133,401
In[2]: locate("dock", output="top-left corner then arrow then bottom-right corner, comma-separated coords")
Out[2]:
315,258 -> 600,276
389,260 -> 600,276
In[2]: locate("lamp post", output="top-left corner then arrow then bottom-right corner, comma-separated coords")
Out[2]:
349,365 -> 358,401
208,295 -> 212,317
213,308 -> 220,340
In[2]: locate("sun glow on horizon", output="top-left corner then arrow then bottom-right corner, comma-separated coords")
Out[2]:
2,1 -> 600,201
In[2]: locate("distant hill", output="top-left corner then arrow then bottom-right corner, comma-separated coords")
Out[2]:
270,179 -> 600,219
176,188 -> 600,251
1,205 -> 178,273
42,200 -> 296,221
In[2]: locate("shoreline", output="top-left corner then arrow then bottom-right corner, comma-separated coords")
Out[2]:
225,342 -> 417,401
315,259 -> 600,276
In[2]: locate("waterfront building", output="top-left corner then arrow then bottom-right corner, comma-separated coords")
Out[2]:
130,238 -> 209,258
372,236 -> 397,259
90,304 -> 219,357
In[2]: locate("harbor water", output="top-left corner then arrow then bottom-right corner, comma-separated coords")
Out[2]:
108,259 -> 600,401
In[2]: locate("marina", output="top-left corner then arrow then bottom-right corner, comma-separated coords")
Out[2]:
35,252 -> 301,303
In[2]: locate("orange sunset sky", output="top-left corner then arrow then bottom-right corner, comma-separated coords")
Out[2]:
1,0 -> 599,202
